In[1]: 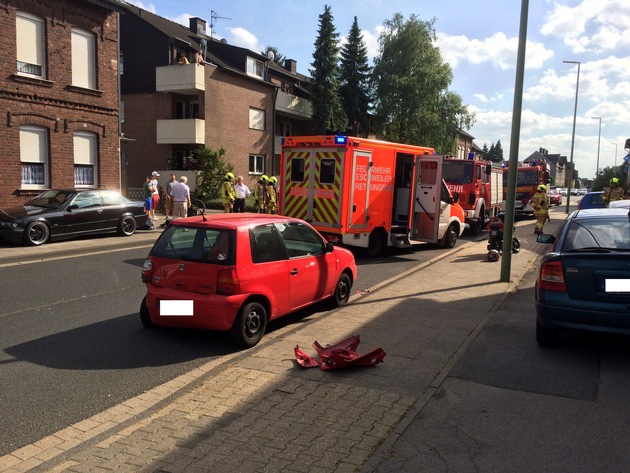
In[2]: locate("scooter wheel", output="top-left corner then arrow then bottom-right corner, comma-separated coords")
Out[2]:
512,237 -> 521,253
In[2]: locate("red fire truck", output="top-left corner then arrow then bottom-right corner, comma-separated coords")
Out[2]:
279,135 -> 465,257
503,161 -> 550,216
443,158 -> 503,235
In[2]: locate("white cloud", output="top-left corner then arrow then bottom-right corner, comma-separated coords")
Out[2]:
436,32 -> 554,70
540,0 -> 630,53
228,27 -> 261,52
123,0 -> 157,13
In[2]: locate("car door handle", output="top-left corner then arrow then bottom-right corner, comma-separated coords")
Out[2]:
290,268 -> 299,275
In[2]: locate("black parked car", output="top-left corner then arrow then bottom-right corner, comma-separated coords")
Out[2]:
0,189 -> 149,246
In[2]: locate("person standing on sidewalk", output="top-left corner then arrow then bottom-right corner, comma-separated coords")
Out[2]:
233,175 -> 251,213
164,173 -> 177,221
150,171 -> 160,220
142,175 -> 154,219
170,176 -> 191,220
254,175 -> 268,213
221,172 -> 235,213
532,184 -> 549,234
265,176 -> 278,214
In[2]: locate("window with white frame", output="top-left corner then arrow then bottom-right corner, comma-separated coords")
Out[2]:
246,57 -> 263,79
249,108 -> 265,131
71,28 -> 96,89
16,12 -> 45,78
74,132 -> 98,187
20,126 -> 49,189
249,154 -> 265,175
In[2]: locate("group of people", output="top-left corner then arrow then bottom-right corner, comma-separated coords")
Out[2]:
221,172 -> 278,214
175,49 -> 205,66
143,172 -> 191,222
532,177 -> 628,235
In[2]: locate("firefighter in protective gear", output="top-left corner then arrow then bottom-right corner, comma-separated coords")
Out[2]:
221,172 -> 235,213
254,175 -> 269,213
265,176 -> 278,214
531,184 -> 549,234
602,177 -> 625,205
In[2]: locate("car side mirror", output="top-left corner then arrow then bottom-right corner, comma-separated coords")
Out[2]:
452,191 -> 460,203
325,242 -> 335,253
67,204 -> 78,211
536,234 -> 555,244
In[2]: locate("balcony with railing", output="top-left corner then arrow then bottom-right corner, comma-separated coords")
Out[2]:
156,119 -> 205,144
156,64 -> 205,95
275,90 -> 311,119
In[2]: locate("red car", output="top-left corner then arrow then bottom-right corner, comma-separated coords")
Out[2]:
548,189 -> 562,206
140,213 -> 357,347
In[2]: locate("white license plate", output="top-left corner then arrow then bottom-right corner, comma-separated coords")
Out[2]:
605,279 -> 630,293
160,300 -> 194,316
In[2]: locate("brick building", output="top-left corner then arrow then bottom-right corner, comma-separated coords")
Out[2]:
118,5 -> 312,196
0,0 -> 123,208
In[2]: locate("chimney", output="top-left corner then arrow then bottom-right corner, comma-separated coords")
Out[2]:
284,59 -> 297,74
189,17 -> 207,35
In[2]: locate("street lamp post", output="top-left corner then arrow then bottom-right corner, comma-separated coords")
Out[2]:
612,142 -> 618,166
564,60 -> 580,214
592,116 -> 601,178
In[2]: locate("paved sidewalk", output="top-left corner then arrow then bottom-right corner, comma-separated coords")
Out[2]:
0,217 -> 563,473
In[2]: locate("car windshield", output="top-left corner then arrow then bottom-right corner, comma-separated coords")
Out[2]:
151,225 -> 236,264
563,218 -> 630,252
25,190 -> 72,209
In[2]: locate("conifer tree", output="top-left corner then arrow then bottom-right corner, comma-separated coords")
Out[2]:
339,16 -> 371,136
310,5 -> 347,134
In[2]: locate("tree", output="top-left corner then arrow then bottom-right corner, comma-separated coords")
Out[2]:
192,146 -> 233,200
591,165 -> 627,192
261,46 -> 285,66
339,16 -> 371,136
482,143 -> 489,160
487,140 -> 504,163
310,5 -> 347,134
371,14 -> 475,152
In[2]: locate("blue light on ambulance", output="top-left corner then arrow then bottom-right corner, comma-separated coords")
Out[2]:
334,136 -> 347,145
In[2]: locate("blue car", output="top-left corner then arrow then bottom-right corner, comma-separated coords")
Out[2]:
577,191 -> 605,209
535,208 -> 630,345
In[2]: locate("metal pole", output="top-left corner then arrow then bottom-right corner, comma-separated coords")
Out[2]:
564,61 -> 580,214
591,116 -> 601,178
500,0 -> 529,283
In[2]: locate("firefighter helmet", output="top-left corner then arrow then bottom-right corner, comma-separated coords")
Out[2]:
611,177 -> 619,184
260,175 -> 269,183
488,249 -> 500,262
537,184 -> 546,192
269,176 -> 277,184
225,172 -> 235,180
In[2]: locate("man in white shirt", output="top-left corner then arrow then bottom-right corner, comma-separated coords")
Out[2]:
233,175 -> 251,213
170,176 -> 191,220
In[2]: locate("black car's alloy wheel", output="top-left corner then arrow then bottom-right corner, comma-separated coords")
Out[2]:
24,221 -> 50,246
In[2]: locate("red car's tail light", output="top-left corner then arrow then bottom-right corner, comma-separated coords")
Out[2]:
538,260 -> 567,291
141,259 -> 153,283
217,269 -> 241,295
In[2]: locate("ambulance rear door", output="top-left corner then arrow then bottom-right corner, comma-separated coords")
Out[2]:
281,147 -> 343,228
410,155 -> 443,243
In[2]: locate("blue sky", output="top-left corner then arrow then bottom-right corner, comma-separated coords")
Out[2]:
125,0 -> 630,180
